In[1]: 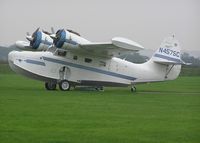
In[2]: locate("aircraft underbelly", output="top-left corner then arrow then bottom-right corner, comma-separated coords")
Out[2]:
11,54 -> 133,86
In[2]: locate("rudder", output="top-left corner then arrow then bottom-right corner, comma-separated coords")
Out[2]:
152,36 -> 183,65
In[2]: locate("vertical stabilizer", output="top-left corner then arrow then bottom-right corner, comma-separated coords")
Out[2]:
152,36 -> 183,65
149,36 -> 184,80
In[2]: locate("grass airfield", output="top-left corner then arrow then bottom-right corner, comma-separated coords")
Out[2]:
0,73 -> 200,143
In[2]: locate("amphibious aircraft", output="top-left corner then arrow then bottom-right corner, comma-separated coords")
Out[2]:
8,28 -> 186,91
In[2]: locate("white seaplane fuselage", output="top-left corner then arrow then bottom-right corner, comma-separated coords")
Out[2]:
8,50 -> 181,87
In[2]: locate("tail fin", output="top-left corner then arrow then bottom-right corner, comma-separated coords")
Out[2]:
152,36 -> 184,65
150,36 -> 187,80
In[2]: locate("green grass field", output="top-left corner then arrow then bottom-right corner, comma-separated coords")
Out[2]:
0,72 -> 200,143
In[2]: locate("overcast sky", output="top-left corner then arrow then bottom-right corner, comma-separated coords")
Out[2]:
0,0 -> 199,51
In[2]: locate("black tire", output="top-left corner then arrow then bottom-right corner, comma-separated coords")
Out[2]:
95,86 -> 104,91
45,82 -> 57,90
59,80 -> 70,91
131,86 -> 136,92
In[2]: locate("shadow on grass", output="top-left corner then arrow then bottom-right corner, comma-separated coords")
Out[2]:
137,90 -> 200,95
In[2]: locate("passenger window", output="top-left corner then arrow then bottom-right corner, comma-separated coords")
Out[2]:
73,55 -> 78,60
85,58 -> 92,63
58,51 -> 67,57
99,61 -> 106,67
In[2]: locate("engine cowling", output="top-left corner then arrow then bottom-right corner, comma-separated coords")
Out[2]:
16,28 -> 53,51
52,29 -> 79,49
27,28 -> 53,50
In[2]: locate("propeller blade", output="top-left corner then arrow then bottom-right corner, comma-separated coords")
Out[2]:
67,29 -> 80,36
36,27 -> 40,32
50,34 -> 57,40
26,35 -> 33,41
42,29 -> 51,35
56,29 -> 64,37
51,27 -> 55,34
32,27 -> 40,37
26,32 -> 30,36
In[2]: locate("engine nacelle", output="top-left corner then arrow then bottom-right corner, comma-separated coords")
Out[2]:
16,28 -> 53,51
53,29 -> 90,50
29,30 -> 53,51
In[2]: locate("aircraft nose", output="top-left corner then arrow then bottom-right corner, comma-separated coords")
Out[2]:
8,51 -> 20,72
8,51 -> 21,66
8,51 -> 16,62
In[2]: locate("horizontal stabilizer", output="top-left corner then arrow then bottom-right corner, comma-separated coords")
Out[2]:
154,58 -> 191,65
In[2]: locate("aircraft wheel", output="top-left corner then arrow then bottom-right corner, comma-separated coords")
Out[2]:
45,82 -> 57,90
131,86 -> 136,92
95,86 -> 104,91
59,80 -> 70,91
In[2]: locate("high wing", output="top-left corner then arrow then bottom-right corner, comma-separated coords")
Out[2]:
66,37 -> 144,58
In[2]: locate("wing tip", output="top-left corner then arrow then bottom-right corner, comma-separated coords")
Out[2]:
112,37 -> 144,51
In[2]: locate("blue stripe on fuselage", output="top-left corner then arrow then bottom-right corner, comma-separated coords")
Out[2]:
43,57 -> 136,81
25,59 -> 46,66
154,54 -> 181,63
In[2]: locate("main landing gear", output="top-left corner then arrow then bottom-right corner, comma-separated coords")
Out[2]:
95,86 -> 104,91
45,80 -> 71,91
59,80 -> 70,91
45,82 -> 57,90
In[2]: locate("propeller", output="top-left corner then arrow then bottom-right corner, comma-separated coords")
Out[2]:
23,27 -> 56,50
26,27 -> 40,42
26,35 -> 33,41
49,29 -> 65,47
50,29 -> 62,40
49,28 -> 80,48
